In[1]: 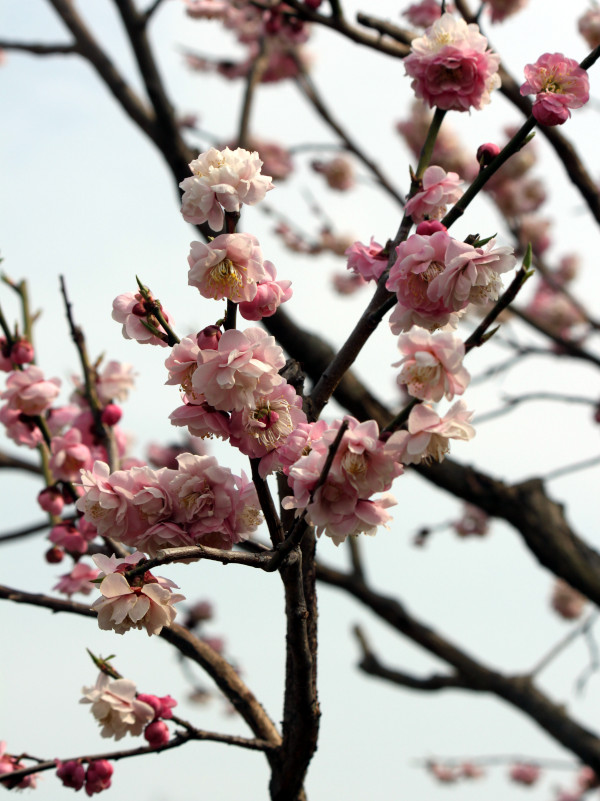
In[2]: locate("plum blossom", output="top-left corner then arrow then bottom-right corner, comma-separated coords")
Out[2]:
50,427 -> 93,482
509,763 -> 541,785
312,157 -> 355,190
0,742 -> 38,789
180,147 -> 274,231
187,233 -> 266,302
54,562 -> 100,596
96,361 -> 136,403
238,261 -> 293,320
403,0 -> 453,28
393,327 -> 470,402
80,672 -> 155,739
390,400 -> 475,464
112,292 -> 174,347
169,400 -> 231,440
0,404 -> 44,448
84,760 -> 113,796
228,382 -> 306,457
165,336 -> 201,397
579,8 -> 600,49
192,327 -> 286,412
404,13 -> 501,112
520,53 -> 590,126
1,365 -> 60,415
483,0 -> 528,23
405,166 -> 463,223
345,238 -> 388,282
56,760 -> 86,791
91,552 -> 185,636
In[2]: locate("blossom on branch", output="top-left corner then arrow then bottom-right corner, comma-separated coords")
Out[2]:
187,233 -> 266,302
80,672 -> 155,739
405,165 -> 463,223
520,53 -> 589,126
393,327 -> 470,402
390,400 -> 475,464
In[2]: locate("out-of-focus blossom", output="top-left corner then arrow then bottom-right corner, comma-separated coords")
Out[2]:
49,522 -> 89,556
84,760 -> 113,796
579,8 -> 600,48
81,673 -> 155,739
403,0 -> 453,28
551,579 -> 587,620
393,327 -> 470,402
50,428 -> 93,482
509,763 -> 541,786
490,176 -> 546,217
0,741 -> 38,789
238,261 -> 293,320
312,157 -> 355,190
429,762 -> 459,783
1,365 -> 60,415
38,486 -> 65,516
187,233 -> 266,302
320,229 -> 354,256
404,13 -> 501,111
483,0 -> 528,23
521,53 -> 589,126
184,0 -> 230,18
453,504 -> 489,537
345,238 -> 388,282
56,760 -> 86,791
518,215 -> 552,256
54,562 -> 100,596
405,165 -> 463,223
96,361 -> 136,404
526,284 -> 586,339
180,147 -> 274,231
332,271 -> 368,295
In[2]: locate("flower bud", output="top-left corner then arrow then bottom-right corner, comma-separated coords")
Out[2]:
144,720 -> 170,748
137,693 -> 162,719
85,760 -> 113,795
56,759 -> 86,791
10,338 -> 35,365
101,404 -> 122,426
415,220 -> 447,236
476,142 -> 501,167
45,545 -> 65,564
196,325 -> 222,350
38,487 -> 65,516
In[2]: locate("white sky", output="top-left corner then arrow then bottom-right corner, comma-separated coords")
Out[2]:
2,1 -> 600,800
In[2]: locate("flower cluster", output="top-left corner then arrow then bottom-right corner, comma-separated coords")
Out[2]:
405,166 -> 463,223
56,759 -> 113,796
0,741 -> 38,790
520,53 -> 589,126
404,13 -> 501,112
393,327 -> 470,402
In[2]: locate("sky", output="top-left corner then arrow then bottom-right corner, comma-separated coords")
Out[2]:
2,1 -> 600,800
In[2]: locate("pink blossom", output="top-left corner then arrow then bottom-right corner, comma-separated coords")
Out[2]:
50,427 -> 93,482
484,0 -> 528,23
0,403 -> 44,447
1,365 -> 60,415
0,742 -> 38,789
169,400 -> 231,440
38,486 -> 65,516
405,166 -> 463,223
403,0 -> 453,28
84,760 -> 113,796
579,9 -> 600,49
345,238 -> 388,282
184,0 -> 229,18
394,327 -> 470,402
76,461 -> 143,540
404,14 -> 501,112
187,233 -> 266,302
551,579 -> 586,620
391,400 -> 475,464
332,272 -> 368,295
453,504 -> 489,537
192,327 -> 286,412
144,720 -> 170,747
312,157 -> 355,190
578,766 -> 599,790
165,335 -> 201,397
519,214 -> 551,256
49,522 -> 89,555
509,763 -> 541,785
429,237 -> 516,310
180,147 -> 274,231
258,419 -> 329,478
80,672 -> 155,739
6,337 -> 34,366
54,562 -> 100,596
238,261 -> 293,320
248,138 -> 293,181
96,361 -> 135,403
526,284 -> 585,339
521,53 -> 589,126
91,553 -> 185,636
490,176 -> 546,217
112,292 -> 174,346
56,760 -> 86,791
228,382 -> 306,457
429,762 -> 459,783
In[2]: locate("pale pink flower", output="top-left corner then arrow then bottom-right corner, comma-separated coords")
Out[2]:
50,427 -> 93,482
391,400 -> 475,464
509,763 -> 541,785
394,327 -> 469,402
405,166 -> 463,223
345,238 -> 388,282
112,292 -> 174,347
184,0 -> 230,18
404,13 -> 501,111
0,403 -> 44,448
49,522 -> 89,555
461,762 -> 485,779
192,327 -> 286,412
0,742 -> 38,789
551,579 -> 587,620
238,261 -> 293,320
96,361 -> 136,404
521,53 -> 589,126
519,214 -> 551,256
258,419 -> 329,478
332,272 -> 368,295
1,365 -> 60,415
579,9 -> 600,49
429,762 -> 459,783
312,157 -> 355,191
165,336 -> 201,397
526,284 -> 586,339
320,229 -> 355,256
76,461 -> 143,540
187,233 -> 266,302
180,147 -> 274,231
80,672 -> 155,739
38,486 -> 65,516
54,562 -> 100,596
403,0 -> 453,28
228,382 -> 306,457
484,0 -> 527,23
91,553 -> 185,636
169,400 -> 231,440
429,237 -> 516,310
490,176 -> 546,217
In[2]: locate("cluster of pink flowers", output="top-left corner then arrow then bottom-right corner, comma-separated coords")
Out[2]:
520,53 -> 589,126
386,230 -> 516,333
89,552 -> 185,636
393,327 -> 470,402
180,146 -> 274,231
404,13 -> 501,112
282,417 -> 404,544
405,166 -> 463,223
56,759 -> 113,796
0,741 -> 38,790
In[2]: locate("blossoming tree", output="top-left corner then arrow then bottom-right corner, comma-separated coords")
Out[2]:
1,1 -> 600,799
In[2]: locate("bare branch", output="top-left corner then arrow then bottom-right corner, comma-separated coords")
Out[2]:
0,39 -> 80,55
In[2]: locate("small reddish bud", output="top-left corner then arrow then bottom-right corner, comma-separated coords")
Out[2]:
415,220 -> 447,236
38,487 -> 65,516
56,759 -> 86,791
45,545 -> 65,564
10,338 -> 35,365
144,720 -> 170,748
197,325 -> 222,350
101,404 -> 122,426
476,142 -> 501,168
131,302 -> 147,317
137,693 -> 162,719
85,760 -> 113,795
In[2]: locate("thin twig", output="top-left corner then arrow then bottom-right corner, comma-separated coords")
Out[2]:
529,612 -> 599,679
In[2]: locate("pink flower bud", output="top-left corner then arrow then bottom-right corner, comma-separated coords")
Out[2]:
509,763 -> 540,786
196,325 -> 222,349
38,487 -> 65,516
56,759 -> 86,791
476,142 -> 501,167
157,695 -> 177,719
101,404 -> 122,426
85,760 -> 113,796
45,545 -> 65,564
137,693 -> 162,719
10,338 -> 35,365
144,720 -> 170,748
415,220 -> 447,235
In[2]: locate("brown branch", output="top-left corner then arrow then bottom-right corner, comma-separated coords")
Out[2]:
0,449 -> 42,475
0,519 -> 53,544
316,563 -> 600,773
0,39 -> 80,55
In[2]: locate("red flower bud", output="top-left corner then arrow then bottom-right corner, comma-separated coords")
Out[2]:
101,404 -> 122,426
